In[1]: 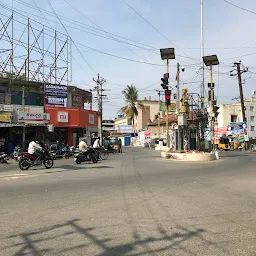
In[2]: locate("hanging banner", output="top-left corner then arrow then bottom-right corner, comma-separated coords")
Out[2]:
72,94 -> 84,108
227,122 -> 249,142
160,102 -> 176,112
0,93 -> 5,104
47,124 -> 54,132
44,84 -> 68,107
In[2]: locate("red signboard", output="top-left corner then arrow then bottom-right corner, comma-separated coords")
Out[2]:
45,106 -> 98,128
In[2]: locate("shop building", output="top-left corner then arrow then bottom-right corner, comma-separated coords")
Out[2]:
0,77 -> 93,151
44,107 -> 98,146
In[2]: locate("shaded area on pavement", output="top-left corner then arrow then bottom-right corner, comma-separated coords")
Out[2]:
4,219 -> 208,256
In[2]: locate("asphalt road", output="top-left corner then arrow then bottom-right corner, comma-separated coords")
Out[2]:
0,148 -> 256,256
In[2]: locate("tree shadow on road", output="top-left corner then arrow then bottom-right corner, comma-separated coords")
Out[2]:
3,218 -> 208,256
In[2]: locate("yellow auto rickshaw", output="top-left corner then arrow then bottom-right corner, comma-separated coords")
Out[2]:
218,136 -> 239,151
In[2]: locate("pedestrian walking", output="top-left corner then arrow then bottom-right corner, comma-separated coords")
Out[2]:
118,138 -> 122,153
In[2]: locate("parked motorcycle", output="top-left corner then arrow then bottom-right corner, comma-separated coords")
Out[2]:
19,149 -> 54,171
10,145 -> 23,161
74,147 -> 98,164
0,152 -> 8,164
50,144 -> 71,159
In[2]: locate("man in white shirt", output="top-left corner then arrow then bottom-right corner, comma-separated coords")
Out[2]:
93,137 -> 100,148
79,139 -> 89,158
79,139 -> 88,152
28,140 -> 42,164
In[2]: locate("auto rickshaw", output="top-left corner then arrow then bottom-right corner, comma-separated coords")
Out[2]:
218,136 -> 239,151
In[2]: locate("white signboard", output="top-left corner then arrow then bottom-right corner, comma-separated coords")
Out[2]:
58,112 -> 68,123
18,112 -> 50,124
0,105 -> 14,112
117,125 -> 133,133
89,114 -> 95,124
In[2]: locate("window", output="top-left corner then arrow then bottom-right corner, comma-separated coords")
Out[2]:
250,106 -> 254,112
251,126 -> 255,132
230,115 -> 237,123
251,116 -> 255,122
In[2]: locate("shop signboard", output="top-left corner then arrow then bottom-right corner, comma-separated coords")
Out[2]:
18,111 -> 50,124
160,102 -> 176,112
0,105 -> 14,112
44,84 -> 68,107
0,112 -> 11,122
72,94 -> 84,108
227,122 -> 249,142
89,114 -> 95,125
57,111 -> 68,123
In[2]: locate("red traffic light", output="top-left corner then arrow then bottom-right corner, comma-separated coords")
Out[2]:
165,95 -> 170,100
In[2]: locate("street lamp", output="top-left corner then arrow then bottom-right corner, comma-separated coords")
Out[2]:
160,48 -> 175,148
203,54 -> 219,151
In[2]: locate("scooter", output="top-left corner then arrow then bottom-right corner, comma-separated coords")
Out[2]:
74,147 -> 98,164
0,152 -> 8,164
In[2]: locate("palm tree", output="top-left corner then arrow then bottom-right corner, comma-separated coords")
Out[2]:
119,85 -> 144,135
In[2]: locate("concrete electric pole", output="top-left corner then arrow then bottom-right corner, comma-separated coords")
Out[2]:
93,74 -> 106,145
231,61 -> 247,122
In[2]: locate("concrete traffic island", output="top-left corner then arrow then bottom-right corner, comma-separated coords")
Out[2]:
161,150 -> 219,162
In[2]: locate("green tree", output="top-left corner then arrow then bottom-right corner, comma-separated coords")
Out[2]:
119,85 -> 144,134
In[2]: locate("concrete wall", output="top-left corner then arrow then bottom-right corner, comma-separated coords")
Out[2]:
216,104 -> 243,128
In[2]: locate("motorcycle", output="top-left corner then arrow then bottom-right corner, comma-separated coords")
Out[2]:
50,144 -> 71,159
18,149 -> 54,171
74,147 -> 98,164
0,152 -> 8,164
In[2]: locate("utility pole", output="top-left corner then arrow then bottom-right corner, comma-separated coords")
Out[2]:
231,62 -> 247,122
93,74 -> 106,145
22,86 -> 25,149
157,90 -> 161,139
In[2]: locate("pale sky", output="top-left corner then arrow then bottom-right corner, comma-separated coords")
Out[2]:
1,0 -> 256,118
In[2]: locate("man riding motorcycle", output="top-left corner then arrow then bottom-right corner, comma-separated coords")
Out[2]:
28,139 -> 42,165
79,138 -> 89,157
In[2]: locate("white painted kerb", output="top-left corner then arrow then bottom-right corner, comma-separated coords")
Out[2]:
161,151 -> 219,161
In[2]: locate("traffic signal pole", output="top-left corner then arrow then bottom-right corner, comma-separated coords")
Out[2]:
210,64 -> 215,151
166,59 -> 169,148
158,91 -> 161,139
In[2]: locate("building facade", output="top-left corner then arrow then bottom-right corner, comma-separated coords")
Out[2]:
216,100 -> 256,139
0,78 -> 95,151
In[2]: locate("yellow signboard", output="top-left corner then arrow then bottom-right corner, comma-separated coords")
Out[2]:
0,112 -> 11,122
160,102 -> 176,112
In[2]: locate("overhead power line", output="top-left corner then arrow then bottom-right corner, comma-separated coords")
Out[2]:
223,0 -> 256,15
121,0 -> 197,63
46,0 -> 97,75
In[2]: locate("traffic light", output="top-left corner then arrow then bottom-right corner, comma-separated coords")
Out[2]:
214,105 -> 220,118
165,89 -> 171,106
161,73 -> 169,89
208,90 -> 214,101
